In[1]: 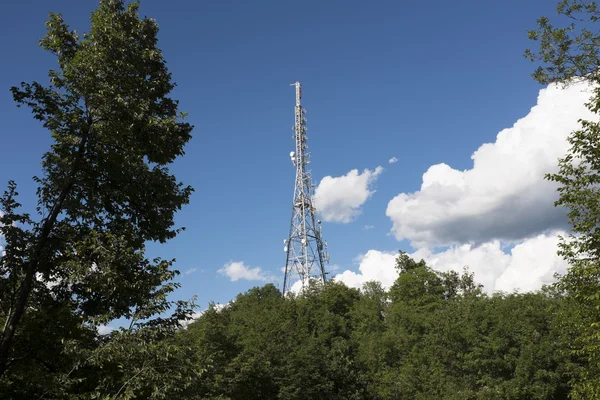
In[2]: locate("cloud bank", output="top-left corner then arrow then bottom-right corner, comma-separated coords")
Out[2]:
314,166 -> 383,223
335,82 -> 596,294
386,81 -> 595,248
335,232 -> 568,294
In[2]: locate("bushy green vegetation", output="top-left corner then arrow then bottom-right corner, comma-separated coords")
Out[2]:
178,261 -> 572,400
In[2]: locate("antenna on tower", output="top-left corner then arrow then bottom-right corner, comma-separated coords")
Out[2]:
283,82 -> 329,295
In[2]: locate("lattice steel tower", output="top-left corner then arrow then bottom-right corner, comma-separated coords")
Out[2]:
283,82 -> 329,295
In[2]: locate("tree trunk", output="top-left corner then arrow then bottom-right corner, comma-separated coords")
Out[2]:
0,130 -> 89,377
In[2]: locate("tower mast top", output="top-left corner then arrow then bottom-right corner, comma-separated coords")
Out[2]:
292,81 -> 302,105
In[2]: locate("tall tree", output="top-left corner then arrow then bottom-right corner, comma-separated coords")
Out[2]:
526,1 -> 600,397
0,0 -> 193,380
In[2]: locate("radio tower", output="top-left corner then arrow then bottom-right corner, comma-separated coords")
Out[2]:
283,82 -> 329,295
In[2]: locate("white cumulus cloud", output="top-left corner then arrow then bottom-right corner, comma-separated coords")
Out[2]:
334,232 -> 568,294
334,250 -> 398,289
388,157 -> 398,164
314,166 -> 383,223
98,325 -> 115,335
413,232 -> 569,293
386,82 -> 596,248
218,261 -> 271,282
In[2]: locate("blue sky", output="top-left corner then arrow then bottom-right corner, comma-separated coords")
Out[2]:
0,0 -> 574,314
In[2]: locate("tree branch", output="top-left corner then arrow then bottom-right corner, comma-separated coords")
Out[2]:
0,122 -> 91,376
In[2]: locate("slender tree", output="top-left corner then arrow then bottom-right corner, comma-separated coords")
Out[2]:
0,0 -> 193,378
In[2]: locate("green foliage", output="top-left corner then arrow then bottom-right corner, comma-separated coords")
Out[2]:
547,108 -> 600,396
525,0 -> 600,85
182,282 -> 368,400
390,252 -> 445,307
0,0 -> 196,397
527,1 -> 600,396
178,254 -> 571,400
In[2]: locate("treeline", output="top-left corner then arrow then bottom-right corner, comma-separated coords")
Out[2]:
0,250 -> 592,399
178,255 -> 572,399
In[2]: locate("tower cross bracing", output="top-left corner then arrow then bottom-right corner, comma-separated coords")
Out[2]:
283,82 -> 329,295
